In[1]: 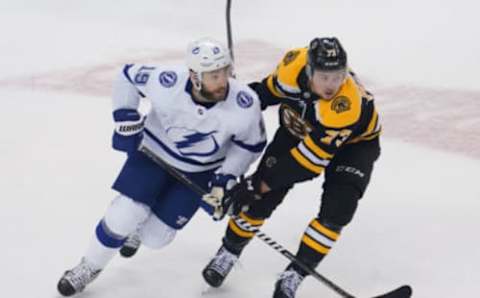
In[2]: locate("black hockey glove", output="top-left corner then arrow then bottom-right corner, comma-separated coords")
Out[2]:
220,176 -> 262,219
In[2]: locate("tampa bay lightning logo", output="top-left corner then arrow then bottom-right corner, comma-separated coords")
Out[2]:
236,91 -> 253,108
167,127 -> 219,157
159,71 -> 177,88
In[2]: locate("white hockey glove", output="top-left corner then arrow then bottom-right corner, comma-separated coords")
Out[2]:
202,173 -> 237,221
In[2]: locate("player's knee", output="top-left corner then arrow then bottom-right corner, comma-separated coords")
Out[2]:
104,195 -> 151,236
246,187 -> 288,219
319,184 -> 361,227
139,215 -> 177,249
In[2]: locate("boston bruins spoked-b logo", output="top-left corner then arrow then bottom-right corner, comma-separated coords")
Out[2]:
280,104 -> 313,140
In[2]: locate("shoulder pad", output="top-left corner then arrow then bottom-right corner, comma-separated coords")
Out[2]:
274,47 -> 308,93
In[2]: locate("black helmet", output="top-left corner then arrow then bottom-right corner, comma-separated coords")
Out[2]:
307,37 -> 347,74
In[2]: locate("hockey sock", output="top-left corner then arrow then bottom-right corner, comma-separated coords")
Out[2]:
290,218 -> 341,276
223,212 -> 265,255
83,219 -> 127,270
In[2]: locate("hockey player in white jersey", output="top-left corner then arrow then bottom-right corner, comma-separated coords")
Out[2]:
56,37 -> 266,296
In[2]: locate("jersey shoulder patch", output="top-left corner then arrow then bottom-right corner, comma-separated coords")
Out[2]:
229,80 -> 259,110
158,70 -> 178,88
316,76 -> 362,128
283,49 -> 302,66
236,90 -> 254,108
275,47 -> 308,91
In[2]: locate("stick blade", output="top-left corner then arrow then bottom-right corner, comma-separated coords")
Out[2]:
371,285 -> 412,298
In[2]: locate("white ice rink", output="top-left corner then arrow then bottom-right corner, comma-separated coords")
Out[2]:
1,1 -> 479,297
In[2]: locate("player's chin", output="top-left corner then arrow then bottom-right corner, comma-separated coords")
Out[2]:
212,90 -> 227,101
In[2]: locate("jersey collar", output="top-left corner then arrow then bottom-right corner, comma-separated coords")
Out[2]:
185,79 -> 218,109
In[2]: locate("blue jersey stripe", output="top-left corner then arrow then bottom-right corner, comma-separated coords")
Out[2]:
123,64 -> 135,83
231,136 -> 266,153
123,64 -> 146,98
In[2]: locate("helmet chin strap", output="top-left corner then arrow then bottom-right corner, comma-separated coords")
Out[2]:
191,71 -> 203,91
306,64 -> 313,79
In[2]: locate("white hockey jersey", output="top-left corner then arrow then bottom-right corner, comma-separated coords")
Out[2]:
112,64 -> 267,176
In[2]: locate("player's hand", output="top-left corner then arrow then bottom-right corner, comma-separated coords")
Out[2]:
220,176 -> 262,219
112,109 -> 145,153
202,174 -> 237,221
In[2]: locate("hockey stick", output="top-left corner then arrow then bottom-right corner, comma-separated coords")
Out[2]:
234,217 -> 412,298
226,0 -> 234,62
138,145 -> 412,298
225,0 -> 237,79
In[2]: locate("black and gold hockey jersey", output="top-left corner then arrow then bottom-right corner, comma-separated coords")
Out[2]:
250,47 -> 381,189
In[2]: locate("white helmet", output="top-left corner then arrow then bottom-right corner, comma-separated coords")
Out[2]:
186,37 -> 232,90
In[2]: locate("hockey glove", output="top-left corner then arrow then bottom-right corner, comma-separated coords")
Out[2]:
112,109 -> 144,153
202,173 -> 237,221
221,176 -> 262,219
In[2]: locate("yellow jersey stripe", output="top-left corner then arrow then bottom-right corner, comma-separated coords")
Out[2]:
291,147 -> 324,174
239,212 -> 265,226
304,135 -> 333,160
274,77 -> 301,96
298,142 -> 330,167
228,219 -> 255,238
362,130 -> 381,140
266,75 -> 286,98
310,220 -> 340,241
305,227 -> 335,248
348,129 -> 381,144
302,235 -> 330,254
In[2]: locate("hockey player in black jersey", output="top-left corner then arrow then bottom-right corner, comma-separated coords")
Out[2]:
202,37 -> 381,298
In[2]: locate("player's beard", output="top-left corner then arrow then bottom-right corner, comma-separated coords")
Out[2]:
200,85 -> 228,102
